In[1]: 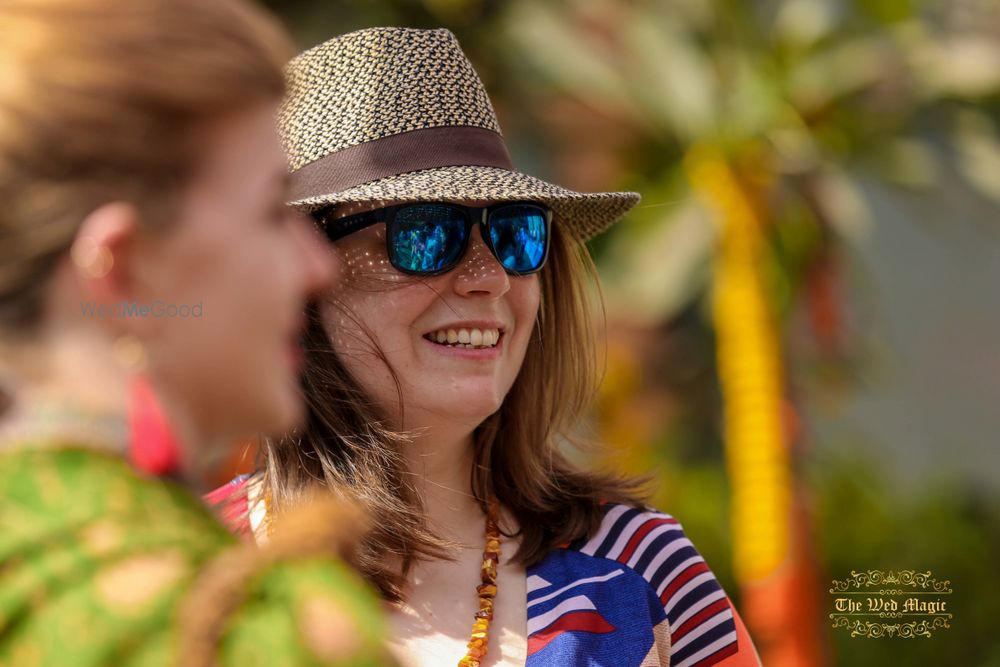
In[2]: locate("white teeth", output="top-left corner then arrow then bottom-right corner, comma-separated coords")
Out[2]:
426,327 -> 501,349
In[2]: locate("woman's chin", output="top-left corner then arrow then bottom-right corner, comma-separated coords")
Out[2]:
255,386 -> 306,438
419,389 -> 505,424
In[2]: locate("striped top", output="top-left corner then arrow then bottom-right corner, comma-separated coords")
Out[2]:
207,480 -> 761,667
524,503 -> 760,666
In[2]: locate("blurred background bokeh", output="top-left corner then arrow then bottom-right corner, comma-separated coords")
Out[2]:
248,1 -> 1000,664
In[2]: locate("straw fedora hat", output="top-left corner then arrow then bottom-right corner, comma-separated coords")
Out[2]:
279,27 -> 640,241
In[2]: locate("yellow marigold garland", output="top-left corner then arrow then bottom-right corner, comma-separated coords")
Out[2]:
685,145 -> 792,584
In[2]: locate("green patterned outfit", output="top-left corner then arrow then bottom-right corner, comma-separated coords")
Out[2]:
0,445 -> 388,667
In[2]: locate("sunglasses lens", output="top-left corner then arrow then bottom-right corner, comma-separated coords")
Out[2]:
488,205 -> 549,273
389,204 -> 467,274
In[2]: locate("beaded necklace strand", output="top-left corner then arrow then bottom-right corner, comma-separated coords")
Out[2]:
459,497 -> 501,667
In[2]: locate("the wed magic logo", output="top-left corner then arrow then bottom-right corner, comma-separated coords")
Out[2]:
829,569 -> 953,638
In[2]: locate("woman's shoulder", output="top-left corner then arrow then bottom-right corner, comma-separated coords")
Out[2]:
0,449 -> 390,665
528,502 -> 756,666
575,502 -> 683,558
0,445 -> 229,542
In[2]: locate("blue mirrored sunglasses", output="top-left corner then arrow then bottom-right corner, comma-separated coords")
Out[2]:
316,201 -> 552,276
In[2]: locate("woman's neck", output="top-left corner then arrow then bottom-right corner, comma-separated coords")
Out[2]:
151,381 -> 220,489
404,422 -> 486,545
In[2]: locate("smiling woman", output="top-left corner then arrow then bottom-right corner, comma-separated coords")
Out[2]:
211,27 -> 762,667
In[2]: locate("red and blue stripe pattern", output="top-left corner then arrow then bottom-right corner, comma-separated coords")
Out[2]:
526,503 -> 742,666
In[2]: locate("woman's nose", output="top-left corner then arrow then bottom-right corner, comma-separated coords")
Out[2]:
451,225 -> 510,297
289,211 -> 338,293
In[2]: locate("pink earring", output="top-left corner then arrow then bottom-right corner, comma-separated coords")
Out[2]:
127,373 -> 181,476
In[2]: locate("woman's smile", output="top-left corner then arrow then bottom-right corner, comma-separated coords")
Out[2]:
421,320 -> 507,360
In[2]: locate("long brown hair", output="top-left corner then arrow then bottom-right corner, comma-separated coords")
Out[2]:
261,220 -> 648,601
0,0 -> 292,333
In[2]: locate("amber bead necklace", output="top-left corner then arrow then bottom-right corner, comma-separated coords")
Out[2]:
458,496 -> 501,667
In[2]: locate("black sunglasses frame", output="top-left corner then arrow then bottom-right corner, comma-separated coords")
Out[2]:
315,201 -> 553,277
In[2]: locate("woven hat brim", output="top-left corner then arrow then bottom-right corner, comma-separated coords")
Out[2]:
288,165 -> 640,241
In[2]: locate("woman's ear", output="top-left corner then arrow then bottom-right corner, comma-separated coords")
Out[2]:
69,202 -> 141,328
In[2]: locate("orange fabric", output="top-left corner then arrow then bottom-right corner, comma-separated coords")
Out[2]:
715,606 -> 763,667
739,499 -> 828,667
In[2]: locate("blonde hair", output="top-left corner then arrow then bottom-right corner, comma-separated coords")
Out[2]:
0,0 -> 294,330
261,221 -> 647,601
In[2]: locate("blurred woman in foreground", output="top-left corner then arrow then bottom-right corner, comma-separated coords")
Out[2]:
0,0 -> 387,664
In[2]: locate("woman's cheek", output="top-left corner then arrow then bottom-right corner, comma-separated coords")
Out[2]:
324,277 -> 419,358
338,252 -> 414,297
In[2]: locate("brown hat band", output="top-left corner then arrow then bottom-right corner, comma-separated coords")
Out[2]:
289,126 -> 514,202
